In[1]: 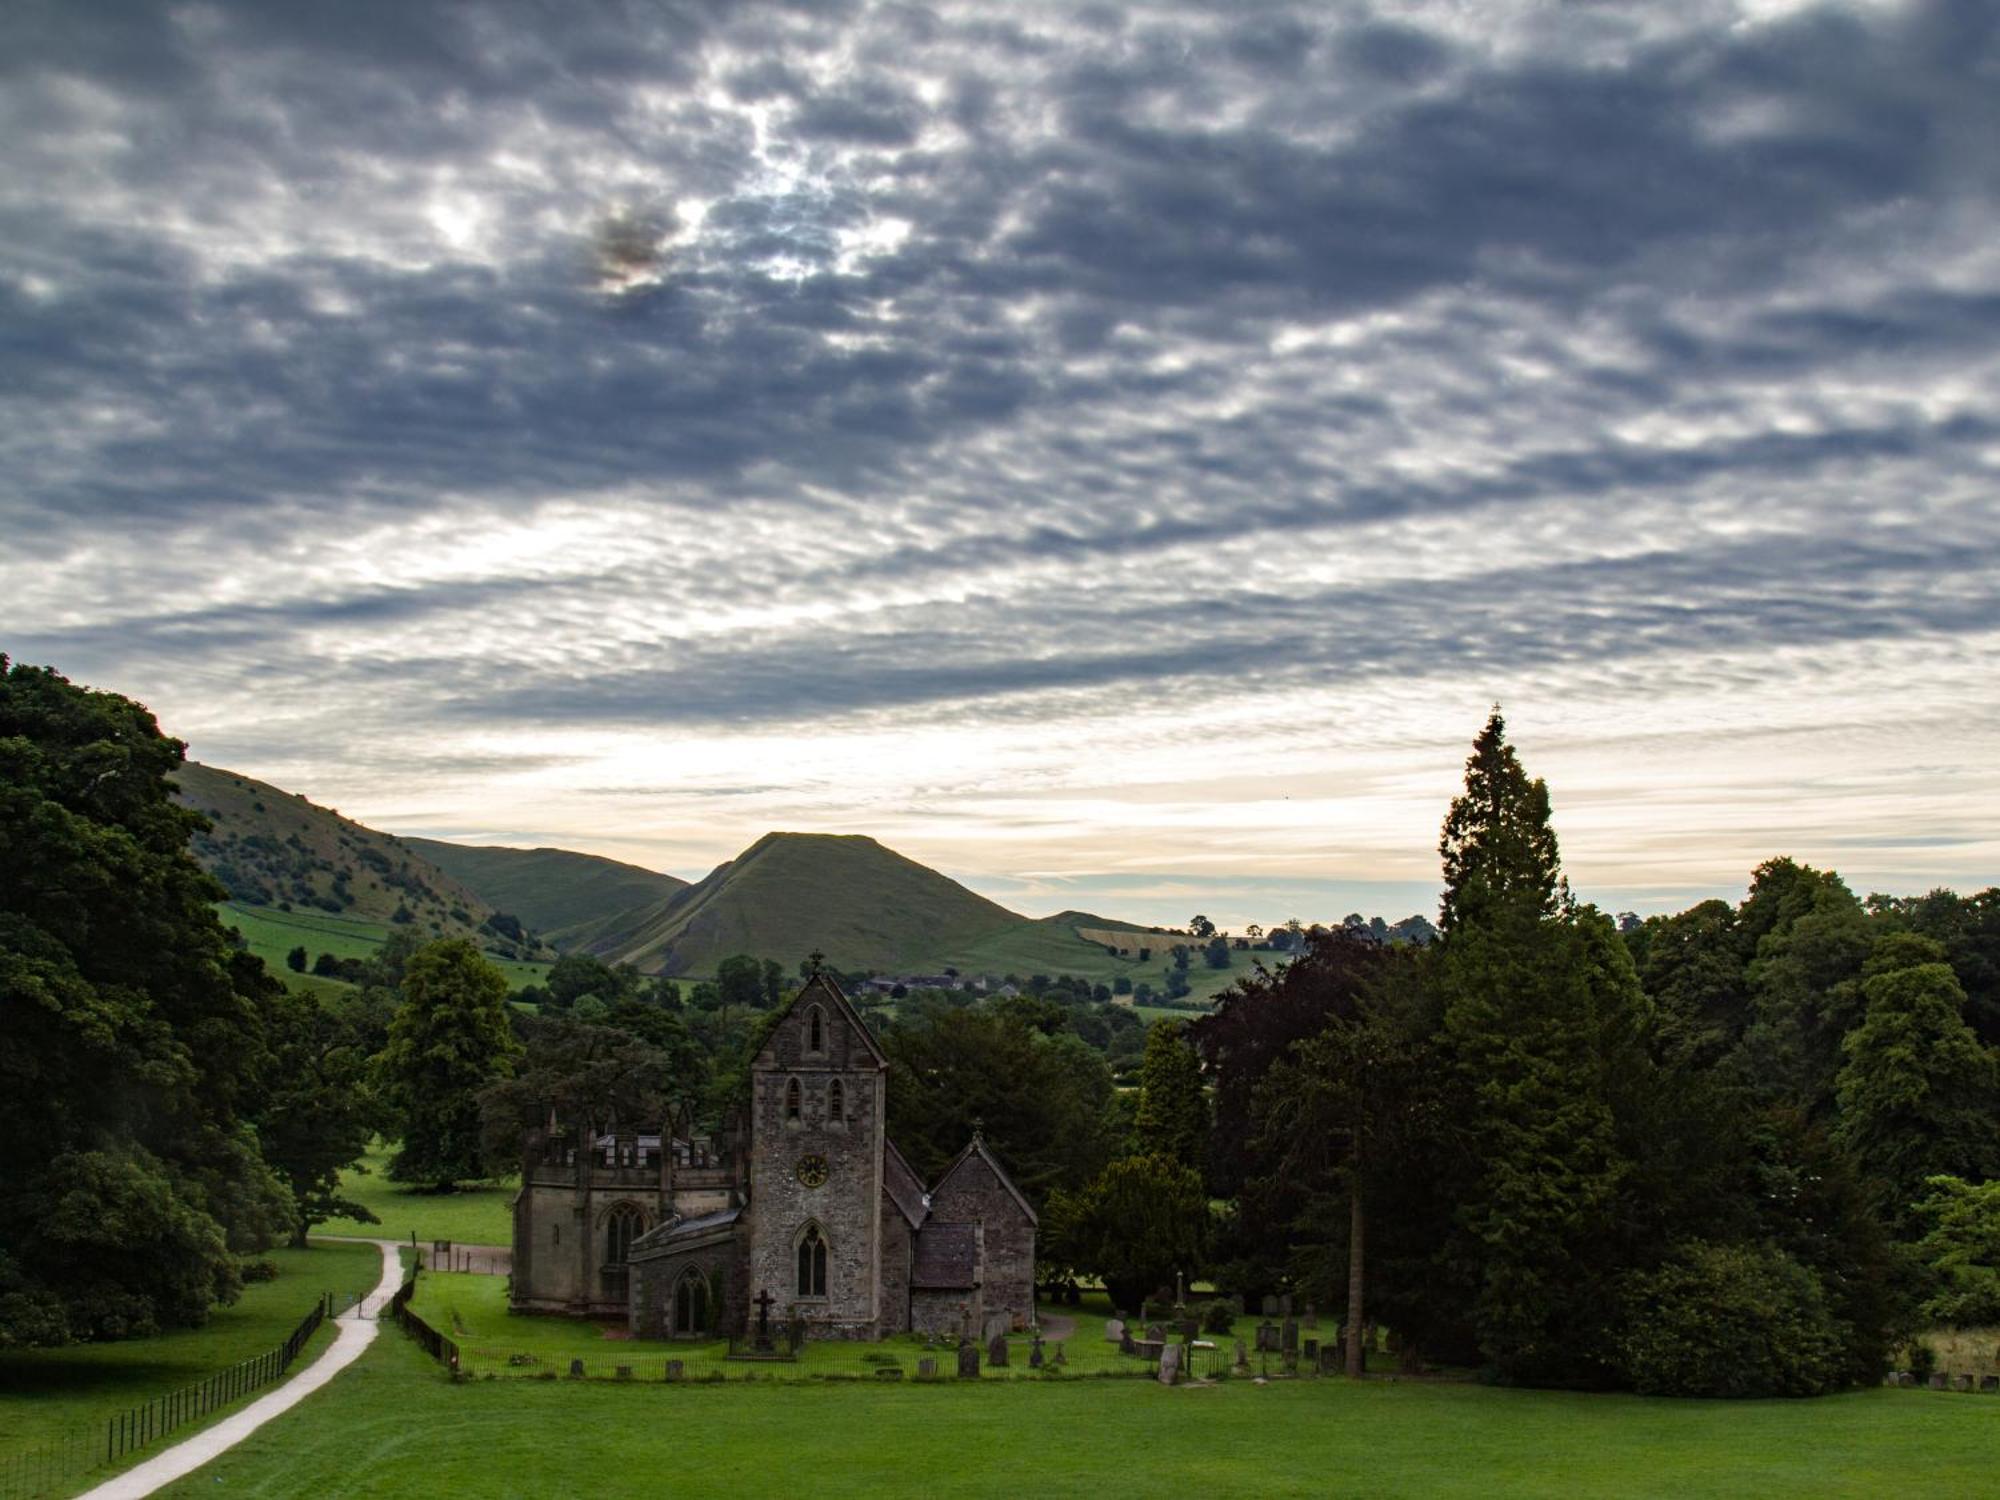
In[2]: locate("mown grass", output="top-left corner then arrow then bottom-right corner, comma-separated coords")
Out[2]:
154,1317 -> 2000,1500
315,1142 -> 517,1247
0,1242 -> 382,1467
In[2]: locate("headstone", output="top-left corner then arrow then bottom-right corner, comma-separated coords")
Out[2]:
1279,1294 -> 1293,1318
752,1288 -> 777,1354
1897,1371 -> 1916,1387
1929,1372 -> 1949,1390
1029,1336 -> 1045,1369
1261,1295 -> 1280,1318
1281,1318 -> 1299,1354
614,1365 -> 632,1381
1104,1318 -> 1126,1343
985,1312 -> 1013,1344
1954,1373 -> 1974,1391
1282,1348 -> 1299,1374
958,1341 -> 981,1379
1233,1338 -> 1250,1372
1120,1329 -> 1136,1356
875,1366 -> 903,1380
1256,1320 -> 1280,1353
988,1332 -> 1010,1368
568,1358 -> 585,1379
1177,1318 -> 1200,1341
664,1359 -> 684,1381
918,1357 -> 938,1379
1158,1343 -> 1183,1386
1303,1338 -> 1318,1366
1981,1375 -> 1998,1393
1145,1323 -> 1166,1344
1304,1304 -> 1319,1330
1320,1344 -> 1341,1375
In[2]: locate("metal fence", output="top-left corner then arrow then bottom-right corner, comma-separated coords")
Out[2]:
0,1291 -> 348,1500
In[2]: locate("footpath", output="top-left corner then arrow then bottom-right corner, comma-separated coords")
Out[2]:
77,1239 -> 402,1500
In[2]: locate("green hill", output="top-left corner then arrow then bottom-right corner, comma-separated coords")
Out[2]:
170,762 -> 538,959
402,837 -> 685,944
587,831 -> 1027,975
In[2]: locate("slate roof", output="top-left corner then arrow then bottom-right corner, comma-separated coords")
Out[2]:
627,1205 -> 741,1259
882,1138 -> 929,1231
911,1221 -> 980,1289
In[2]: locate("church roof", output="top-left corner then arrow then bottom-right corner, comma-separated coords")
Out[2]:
627,1205 -> 742,1260
754,971 -> 887,1070
911,1221 -> 980,1289
934,1134 -> 1039,1227
882,1138 -> 929,1231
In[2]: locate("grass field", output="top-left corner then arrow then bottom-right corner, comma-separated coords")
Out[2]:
151,1314 -> 2000,1500
218,902 -> 554,994
315,1142 -> 518,1247
0,1242 -> 381,1470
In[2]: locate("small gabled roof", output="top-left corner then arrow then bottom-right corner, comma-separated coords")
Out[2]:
754,971 -> 887,1070
882,1138 -> 929,1231
627,1204 -> 742,1261
912,1221 -> 980,1289
934,1134 -> 1039,1227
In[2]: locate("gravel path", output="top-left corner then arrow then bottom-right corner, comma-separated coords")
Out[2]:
77,1240 -> 402,1500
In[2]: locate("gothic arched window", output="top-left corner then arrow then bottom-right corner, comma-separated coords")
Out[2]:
828,1078 -> 844,1124
785,1077 -> 802,1122
603,1203 -> 645,1266
807,1005 -> 825,1053
674,1268 -> 710,1335
796,1223 -> 828,1298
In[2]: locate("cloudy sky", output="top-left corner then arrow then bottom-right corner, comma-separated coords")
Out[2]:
5,0 -> 1997,927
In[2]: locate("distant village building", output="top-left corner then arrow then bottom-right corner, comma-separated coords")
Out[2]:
510,974 -> 1037,1340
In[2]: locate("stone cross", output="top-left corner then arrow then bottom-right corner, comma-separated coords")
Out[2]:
1029,1335 -> 1045,1369
753,1288 -> 777,1352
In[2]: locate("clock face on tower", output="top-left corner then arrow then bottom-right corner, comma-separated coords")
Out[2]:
795,1154 -> 829,1188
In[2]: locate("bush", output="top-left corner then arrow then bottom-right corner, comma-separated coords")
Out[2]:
1201,1299 -> 1236,1335
1615,1241 -> 1845,1397
240,1259 -> 280,1284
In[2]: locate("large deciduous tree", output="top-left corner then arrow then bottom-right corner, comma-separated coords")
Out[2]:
0,658 -> 293,1345
379,939 -> 522,1189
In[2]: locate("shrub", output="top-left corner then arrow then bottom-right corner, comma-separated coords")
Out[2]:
1615,1241 -> 1845,1397
240,1259 -> 280,1283
1201,1299 -> 1236,1335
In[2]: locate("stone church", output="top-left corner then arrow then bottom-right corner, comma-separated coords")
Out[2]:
510,973 -> 1038,1341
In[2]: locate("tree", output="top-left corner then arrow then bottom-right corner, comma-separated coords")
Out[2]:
545,952 -> 620,1011
1134,1021 -> 1207,1171
0,658 -> 293,1344
1914,1176 -> 2000,1326
286,945 -> 308,973
1045,1154 -> 1210,1315
1833,962 -> 1999,1232
715,954 -> 766,1019
378,939 -> 522,1189
1189,915 -> 1216,941
256,989 -> 382,1245
1203,935 -> 1232,969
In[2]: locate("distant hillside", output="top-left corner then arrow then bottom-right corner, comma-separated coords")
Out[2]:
170,762 -> 538,957
586,831 -> 1027,975
403,837 -> 685,945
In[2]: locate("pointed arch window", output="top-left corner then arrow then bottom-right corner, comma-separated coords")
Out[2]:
673,1268 -> 710,1335
828,1078 -> 844,1124
807,1005 -> 825,1053
603,1203 -> 645,1266
796,1223 -> 828,1298
785,1077 -> 802,1123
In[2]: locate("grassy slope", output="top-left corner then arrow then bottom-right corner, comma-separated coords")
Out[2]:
947,911 -> 1278,1005
0,1243 -> 381,1468
591,832 -> 1026,975
315,1142 -> 518,1247
217,902 -> 552,995
401,838 -> 685,943
172,763 -> 507,946
158,1324 -> 1996,1500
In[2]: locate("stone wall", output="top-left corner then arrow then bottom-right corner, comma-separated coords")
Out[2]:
877,1192 -> 914,1336
930,1149 -> 1037,1331
910,1288 -> 982,1340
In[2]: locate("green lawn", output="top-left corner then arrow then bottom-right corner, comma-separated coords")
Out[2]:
315,1142 -> 517,1247
154,1320 -> 2000,1499
218,902 -> 554,994
0,1242 -> 381,1471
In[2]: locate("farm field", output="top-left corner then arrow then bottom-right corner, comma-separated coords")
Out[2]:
218,901 -> 554,994
153,1320 -> 1998,1500
315,1142 -> 517,1247
0,1242 -> 381,1471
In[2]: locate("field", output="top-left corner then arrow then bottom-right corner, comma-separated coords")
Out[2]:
218,902 -> 554,994
149,1316 -> 2000,1499
314,1142 -> 517,1247
946,914 -> 1275,1007
0,1242 -> 381,1473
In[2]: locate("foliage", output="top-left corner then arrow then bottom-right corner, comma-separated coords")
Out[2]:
1615,1241 -> 1845,1397
0,659 -> 294,1346
255,988 -> 383,1244
1132,1020 -> 1207,1171
480,1014 -> 694,1161
378,939 -> 522,1188
1914,1176 -> 2000,1327
1045,1154 -> 1210,1314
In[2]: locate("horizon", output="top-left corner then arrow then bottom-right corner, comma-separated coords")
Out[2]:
6,1 -> 1996,929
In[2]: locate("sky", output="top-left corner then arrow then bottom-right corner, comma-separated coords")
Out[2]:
4,0 -> 1997,930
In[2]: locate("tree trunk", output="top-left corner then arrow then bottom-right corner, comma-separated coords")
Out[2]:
1345,1176 -> 1366,1378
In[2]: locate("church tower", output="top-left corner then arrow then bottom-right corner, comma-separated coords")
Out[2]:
745,971 -> 889,1338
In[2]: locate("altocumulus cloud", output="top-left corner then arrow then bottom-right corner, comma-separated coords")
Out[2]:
2,0 -> 1997,922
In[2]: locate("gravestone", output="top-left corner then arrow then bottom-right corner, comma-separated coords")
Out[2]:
752,1288 -> 777,1354
988,1332 -> 1010,1368
1120,1329 -> 1136,1356
1177,1318 -> 1200,1341
614,1365 -> 632,1381
1953,1373 -> 1974,1391
1104,1318 -> 1126,1343
1929,1372 -> 1949,1390
664,1360 -> 684,1381
1257,1320 -> 1280,1353
1304,1304 -> 1318,1330
985,1312 -> 1013,1344
1029,1336 -> 1045,1369
918,1358 -> 938,1379
1145,1323 -> 1166,1344
1233,1338 -> 1250,1373
1261,1295 -> 1280,1318
1302,1338 -> 1318,1367
1282,1348 -> 1299,1374
1279,1294 -> 1293,1318
1319,1344 -> 1341,1375
1282,1318 -> 1299,1354
958,1341 -> 981,1379
568,1358 -> 585,1379
876,1367 -> 903,1380
1982,1375 -> 1998,1393
1158,1343 -> 1183,1386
